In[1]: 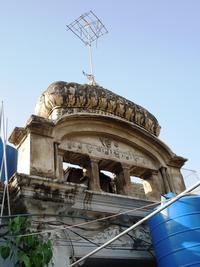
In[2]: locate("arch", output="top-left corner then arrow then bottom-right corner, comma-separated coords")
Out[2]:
9,114 -> 186,201
54,113 -> 175,167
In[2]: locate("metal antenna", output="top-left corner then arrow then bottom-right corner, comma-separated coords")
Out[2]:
67,11 -> 108,85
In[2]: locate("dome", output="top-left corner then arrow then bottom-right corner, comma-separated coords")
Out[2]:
35,81 -> 161,136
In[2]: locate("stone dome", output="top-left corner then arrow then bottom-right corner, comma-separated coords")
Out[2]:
35,81 -> 161,136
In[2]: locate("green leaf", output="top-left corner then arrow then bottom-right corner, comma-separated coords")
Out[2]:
16,236 -> 21,245
1,217 -> 53,267
23,254 -> 31,267
13,216 -> 20,225
32,252 -> 43,267
25,235 -> 34,248
25,218 -> 32,229
43,244 -> 53,264
47,240 -> 52,247
9,216 -> 20,234
0,246 -> 10,259
17,250 -> 25,261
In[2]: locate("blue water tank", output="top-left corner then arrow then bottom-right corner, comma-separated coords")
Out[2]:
0,138 -> 18,181
148,195 -> 200,267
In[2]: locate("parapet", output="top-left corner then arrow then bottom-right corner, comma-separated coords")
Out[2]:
35,81 -> 161,137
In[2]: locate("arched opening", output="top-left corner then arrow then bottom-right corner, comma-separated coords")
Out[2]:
63,162 -> 85,184
130,175 -> 146,199
59,149 -> 161,200
62,151 -> 90,186
99,170 -> 116,193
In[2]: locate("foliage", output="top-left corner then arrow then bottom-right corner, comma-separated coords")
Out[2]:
0,216 -> 53,267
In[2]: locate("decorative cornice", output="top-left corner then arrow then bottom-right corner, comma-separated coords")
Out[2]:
8,127 -> 26,146
167,155 -> 188,168
8,173 -> 155,217
9,115 -> 55,146
35,81 -> 161,136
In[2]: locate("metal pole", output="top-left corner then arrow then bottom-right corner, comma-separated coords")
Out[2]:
70,180 -> 200,267
0,186 -> 6,224
0,104 -> 7,224
88,44 -> 94,77
4,117 -> 11,216
0,104 -> 11,220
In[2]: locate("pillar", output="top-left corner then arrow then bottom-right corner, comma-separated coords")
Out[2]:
87,158 -> 101,192
116,165 -> 131,196
54,143 -> 64,180
159,167 -> 173,193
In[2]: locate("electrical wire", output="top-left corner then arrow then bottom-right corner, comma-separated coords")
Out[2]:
16,190 -> 195,239
29,218 -> 154,252
14,201 -> 161,238
0,187 -> 196,241
4,191 -> 194,238
70,181 -> 200,267
63,229 -> 76,264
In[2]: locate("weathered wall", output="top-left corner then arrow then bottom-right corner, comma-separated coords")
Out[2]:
9,114 -> 187,201
17,133 -> 30,174
30,133 -> 55,178
7,173 -> 156,267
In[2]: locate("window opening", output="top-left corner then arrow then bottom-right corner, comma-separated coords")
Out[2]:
99,170 -> 116,193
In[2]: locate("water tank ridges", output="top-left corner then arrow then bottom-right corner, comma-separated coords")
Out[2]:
148,196 -> 200,267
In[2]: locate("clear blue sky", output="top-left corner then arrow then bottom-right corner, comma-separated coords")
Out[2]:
0,0 -> 200,179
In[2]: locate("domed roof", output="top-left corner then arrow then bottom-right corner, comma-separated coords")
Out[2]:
35,81 -> 161,136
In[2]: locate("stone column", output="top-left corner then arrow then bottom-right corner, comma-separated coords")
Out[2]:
54,143 -> 64,180
159,167 -> 172,193
87,158 -> 101,192
115,171 -> 125,195
167,166 -> 186,194
116,165 -> 131,196
143,171 -> 162,201
122,165 -> 132,195
57,153 -> 64,180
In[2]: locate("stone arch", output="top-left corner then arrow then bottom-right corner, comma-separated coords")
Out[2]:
50,114 -> 185,200
9,113 -> 186,201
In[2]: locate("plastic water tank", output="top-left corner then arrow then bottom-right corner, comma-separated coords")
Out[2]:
148,195 -> 200,267
0,138 -> 17,180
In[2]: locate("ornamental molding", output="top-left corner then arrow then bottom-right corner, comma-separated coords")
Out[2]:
35,82 -> 161,136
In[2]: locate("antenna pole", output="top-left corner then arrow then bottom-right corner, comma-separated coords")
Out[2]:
67,11 -> 108,85
87,43 -> 96,85
88,44 -> 94,78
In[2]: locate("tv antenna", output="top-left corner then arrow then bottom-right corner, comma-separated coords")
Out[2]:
67,11 -> 108,85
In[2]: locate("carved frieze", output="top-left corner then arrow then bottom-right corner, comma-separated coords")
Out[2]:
35,81 -> 161,136
73,225 -> 152,250
60,135 -> 156,170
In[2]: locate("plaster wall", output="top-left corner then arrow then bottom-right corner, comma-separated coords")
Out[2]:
30,133 -> 55,178
17,134 -> 30,174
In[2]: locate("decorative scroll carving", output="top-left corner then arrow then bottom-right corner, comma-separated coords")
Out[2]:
99,137 -> 112,149
88,225 -> 151,249
35,81 -> 161,136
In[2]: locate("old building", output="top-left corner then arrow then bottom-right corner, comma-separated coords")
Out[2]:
8,81 -> 186,266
